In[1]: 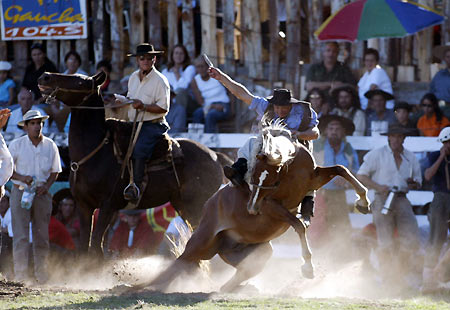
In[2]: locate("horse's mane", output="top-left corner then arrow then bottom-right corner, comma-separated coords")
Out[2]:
246,119 -> 299,182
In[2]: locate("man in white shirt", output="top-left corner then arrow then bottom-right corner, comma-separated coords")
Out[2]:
357,124 -> 422,284
9,110 -> 62,284
0,109 -> 13,199
117,43 -> 170,202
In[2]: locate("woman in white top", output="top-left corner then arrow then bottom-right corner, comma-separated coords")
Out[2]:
63,51 -> 88,75
191,57 -> 230,133
358,48 -> 393,110
0,109 -> 13,198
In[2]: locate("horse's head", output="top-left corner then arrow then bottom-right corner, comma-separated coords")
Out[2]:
246,121 -> 298,215
38,71 -> 106,106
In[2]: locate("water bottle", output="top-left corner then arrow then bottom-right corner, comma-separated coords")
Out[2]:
21,179 -> 36,210
381,186 -> 398,215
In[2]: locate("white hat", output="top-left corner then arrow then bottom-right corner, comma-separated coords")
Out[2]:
0,61 -> 11,71
438,127 -> 450,143
17,110 -> 49,127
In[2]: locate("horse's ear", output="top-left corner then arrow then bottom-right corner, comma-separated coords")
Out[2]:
92,70 -> 107,87
256,154 -> 266,161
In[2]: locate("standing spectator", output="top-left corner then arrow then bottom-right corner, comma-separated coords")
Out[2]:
96,59 -> 112,92
306,42 -> 357,93
191,56 -> 230,133
393,101 -> 419,136
5,89 -> 49,133
63,51 -> 87,75
357,124 -> 422,285
305,88 -> 330,118
313,115 -> 359,249
330,85 -> 366,136
9,110 -> 61,283
430,44 -> 450,104
358,48 -> 394,110
0,61 -> 15,107
162,44 -> 196,121
22,43 -> 58,101
364,89 -> 396,136
109,209 -> 160,258
417,93 -> 450,137
0,109 -> 13,195
421,126 -> 450,291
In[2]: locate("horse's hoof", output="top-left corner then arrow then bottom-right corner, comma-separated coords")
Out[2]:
355,201 -> 370,214
221,283 -> 259,294
301,263 -> 314,279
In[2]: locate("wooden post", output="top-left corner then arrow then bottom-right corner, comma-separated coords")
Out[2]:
147,0 -> 163,48
181,0 -> 195,60
0,24 -> 6,60
167,0 -> 179,53
268,0 -> 279,87
308,0 -> 323,63
46,40 -> 58,70
286,0 -> 301,97
416,0 -> 433,81
223,0 -> 235,75
402,36 -> 413,65
444,0 -> 450,44
59,40 -> 71,72
200,0 -> 217,64
241,0 -> 263,79
13,41 -> 28,82
110,0 -> 124,87
91,0 -> 105,65
129,0 -> 145,48
76,39 -> 90,73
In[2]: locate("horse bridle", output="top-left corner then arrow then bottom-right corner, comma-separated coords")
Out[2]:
250,167 -> 283,190
45,77 -> 98,107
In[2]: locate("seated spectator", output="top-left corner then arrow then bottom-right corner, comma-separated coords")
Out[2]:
306,41 -> 357,93
191,56 -> 230,133
166,90 -> 186,133
63,51 -> 87,76
430,44 -> 450,104
329,85 -> 366,136
55,195 -> 80,248
96,59 -> 112,93
0,61 -> 15,107
417,93 -> 450,137
393,101 -> 419,136
364,89 -> 396,136
313,115 -> 359,256
5,89 -> 49,133
162,44 -> 196,123
358,48 -> 394,110
22,43 -> 58,101
109,209 -> 161,259
305,88 -> 329,118
44,98 -> 70,133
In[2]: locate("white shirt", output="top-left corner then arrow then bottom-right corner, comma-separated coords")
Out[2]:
0,133 -> 13,186
357,145 -> 422,193
0,208 -> 12,237
194,74 -> 229,115
63,68 -> 88,76
126,68 -> 170,122
161,65 -> 196,90
5,107 -> 49,133
8,135 -> 62,187
358,65 -> 394,110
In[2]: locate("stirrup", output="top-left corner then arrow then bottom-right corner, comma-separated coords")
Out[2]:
123,183 -> 140,201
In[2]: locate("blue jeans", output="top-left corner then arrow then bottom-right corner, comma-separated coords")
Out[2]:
132,121 -> 169,160
192,102 -> 230,133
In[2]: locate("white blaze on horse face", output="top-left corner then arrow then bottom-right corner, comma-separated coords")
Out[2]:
249,170 -> 269,213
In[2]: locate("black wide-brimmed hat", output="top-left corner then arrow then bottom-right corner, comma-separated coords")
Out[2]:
266,88 -> 306,106
364,89 -> 394,101
380,123 -> 414,136
318,114 -> 355,136
393,101 -> 411,112
127,43 -> 164,57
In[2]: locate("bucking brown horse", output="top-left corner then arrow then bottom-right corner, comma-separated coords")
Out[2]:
140,121 -> 370,292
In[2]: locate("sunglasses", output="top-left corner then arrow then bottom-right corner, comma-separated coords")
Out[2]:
138,55 -> 154,61
421,104 -> 433,108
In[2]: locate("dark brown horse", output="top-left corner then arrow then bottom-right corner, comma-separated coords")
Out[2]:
143,122 -> 370,292
37,71 -> 226,256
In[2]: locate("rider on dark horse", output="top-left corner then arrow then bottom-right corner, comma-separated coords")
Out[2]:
208,67 -> 320,226
116,43 -> 171,202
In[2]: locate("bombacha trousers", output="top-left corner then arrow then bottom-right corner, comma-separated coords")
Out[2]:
10,186 -> 52,282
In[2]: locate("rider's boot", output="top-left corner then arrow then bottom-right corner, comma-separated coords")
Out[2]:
300,196 -> 314,227
124,158 -> 146,202
224,158 -> 248,186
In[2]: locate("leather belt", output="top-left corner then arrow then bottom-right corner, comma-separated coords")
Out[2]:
394,192 -> 407,197
146,118 -> 163,124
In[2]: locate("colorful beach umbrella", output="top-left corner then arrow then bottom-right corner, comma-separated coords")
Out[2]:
314,0 -> 445,42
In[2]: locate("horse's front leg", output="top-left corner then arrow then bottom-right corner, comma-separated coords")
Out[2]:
312,165 -> 370,213
90,201 -> 115,258
260,198 -> 314,279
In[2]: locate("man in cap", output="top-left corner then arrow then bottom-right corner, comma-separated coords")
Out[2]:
357,124 -> 422,285
117,43 -> 170,202
393,101 -> 419,136
8,110 -> 61,284
0,109 -> 13,199
364,89 -> 396,136
0,61 -> 15,107
208,67 -> 319,226
430,44 -> 450,104
421,126 -> 450,291
329,85 -> 366,136
313,115 -> 359,249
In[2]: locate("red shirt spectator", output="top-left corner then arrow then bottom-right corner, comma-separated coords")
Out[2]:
49,216 -> 75,251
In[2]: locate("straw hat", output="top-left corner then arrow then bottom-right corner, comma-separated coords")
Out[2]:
0,61 -> 11,71
17,110 -> 49,126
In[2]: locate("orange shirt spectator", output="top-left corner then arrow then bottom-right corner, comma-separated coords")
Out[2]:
417,93 -> 450,137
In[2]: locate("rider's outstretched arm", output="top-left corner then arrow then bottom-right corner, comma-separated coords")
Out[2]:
208,67 -> 255,105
